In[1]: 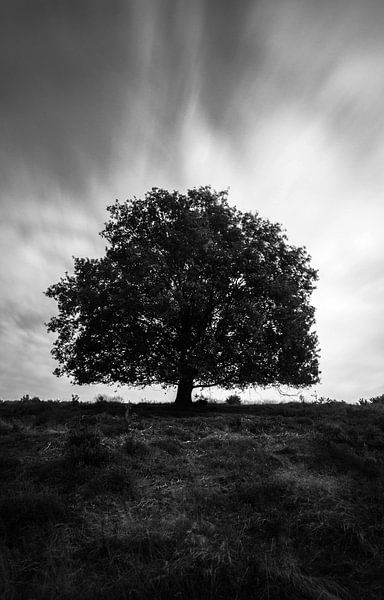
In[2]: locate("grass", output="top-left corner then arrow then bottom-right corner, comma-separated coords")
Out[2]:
0,398 -> 384,598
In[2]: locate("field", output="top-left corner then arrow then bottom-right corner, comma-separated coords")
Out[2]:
1,397 -> 384,599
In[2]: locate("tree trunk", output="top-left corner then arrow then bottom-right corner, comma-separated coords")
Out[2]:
175,375 -> 194,408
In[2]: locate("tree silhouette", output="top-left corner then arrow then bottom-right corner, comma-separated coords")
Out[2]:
46,187 -> 319,407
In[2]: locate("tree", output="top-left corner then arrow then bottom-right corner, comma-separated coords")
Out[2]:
46,187 -> 320,408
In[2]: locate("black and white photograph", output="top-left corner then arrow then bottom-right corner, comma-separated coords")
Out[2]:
1,1 -> 384,598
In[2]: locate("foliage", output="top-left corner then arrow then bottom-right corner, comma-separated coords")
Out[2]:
225,394 -> 242,406
193,393 -> 212,407
317,396 -> 346,405
46,187 -> 319,406
360,393 -> 384,406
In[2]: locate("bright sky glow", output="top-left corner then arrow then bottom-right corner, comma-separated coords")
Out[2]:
1,0 -> 383,403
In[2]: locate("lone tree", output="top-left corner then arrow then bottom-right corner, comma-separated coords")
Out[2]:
46,187 -> 319,407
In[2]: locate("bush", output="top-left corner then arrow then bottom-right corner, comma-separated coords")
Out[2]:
368,394 -> 384,405
225,394 -> 242,406
317,396 -> 345,405
358,398 -> 369,406
95,394 -> 108,404
65,426 -> 109,466
16,396 -> 48,416
94,394 -> 125,405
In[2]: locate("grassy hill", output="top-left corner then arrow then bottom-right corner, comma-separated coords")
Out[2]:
1,398 -> 384,599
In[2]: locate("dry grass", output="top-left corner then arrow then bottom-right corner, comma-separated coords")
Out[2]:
0,398 -> 384,599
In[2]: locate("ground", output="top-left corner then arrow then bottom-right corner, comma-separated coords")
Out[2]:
1,398 -> 384,599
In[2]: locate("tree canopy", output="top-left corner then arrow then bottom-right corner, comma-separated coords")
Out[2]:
46,187 -> 320,406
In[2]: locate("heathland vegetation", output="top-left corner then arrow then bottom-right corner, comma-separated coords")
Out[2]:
1,395 -> 384,599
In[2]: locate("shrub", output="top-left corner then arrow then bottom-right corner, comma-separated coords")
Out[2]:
17,396 -> 48,416
225,394 -> 242,406
91,395 -> 126,416
94,394 -> 125,405
368,394 -> 384,405
65,426 -> 109,466
95,394 -> 108,404
317,396 -> 344,404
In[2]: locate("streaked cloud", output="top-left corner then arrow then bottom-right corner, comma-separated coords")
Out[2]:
1,0 -> 383,402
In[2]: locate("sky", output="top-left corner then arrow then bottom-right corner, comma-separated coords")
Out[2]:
1,0 -> 384,404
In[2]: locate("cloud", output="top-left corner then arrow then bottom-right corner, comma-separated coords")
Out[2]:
1,0 -> 384,402
0,0 -> 134,197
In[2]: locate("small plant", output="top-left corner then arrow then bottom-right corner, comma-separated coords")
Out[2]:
317,396 -> 345,405
225,394 -> 242,406
94,393 -> 124,404
21,394 -> 41,403
95,393 -> 108,404
358,398 -> 368,406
